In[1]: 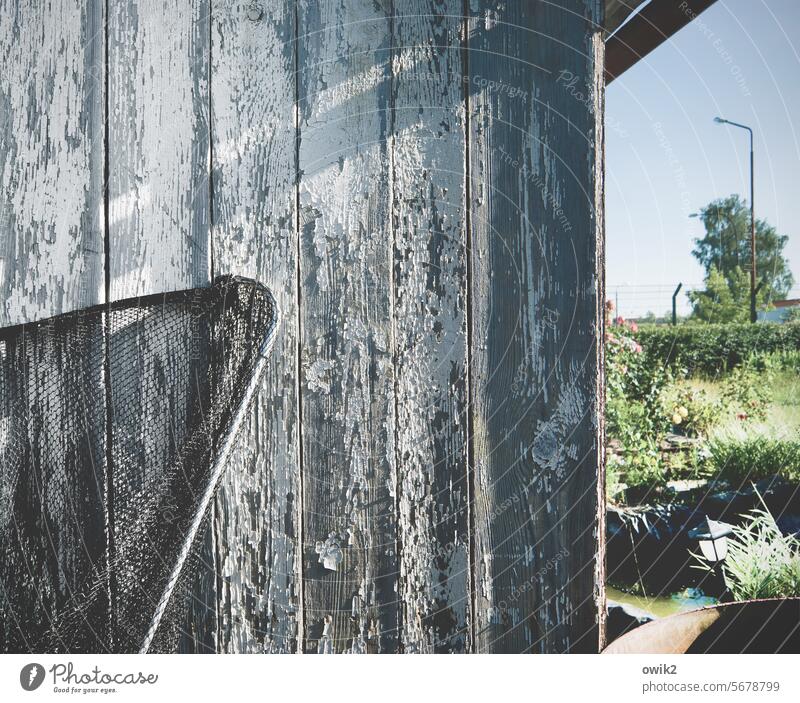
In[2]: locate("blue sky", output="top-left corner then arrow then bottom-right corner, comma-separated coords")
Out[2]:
606,0 -> 800,317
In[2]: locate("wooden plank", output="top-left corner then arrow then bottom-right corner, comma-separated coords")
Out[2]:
297,0 -> 399,653
391,3 -> 471,653
0,0 -> 108,651
107,0 -> 211,299
106,0 -> 211,651
0,0 -> 105,326
176,514 -> 218,653
105,298 -> 212,650
0,312 -> 110,652
210,0 -> 300,653
468,0 -> 604,653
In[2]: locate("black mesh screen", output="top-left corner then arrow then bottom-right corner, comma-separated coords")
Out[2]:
0,276 -> 278,653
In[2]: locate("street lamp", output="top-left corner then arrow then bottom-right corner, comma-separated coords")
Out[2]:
714,116 -> 757,323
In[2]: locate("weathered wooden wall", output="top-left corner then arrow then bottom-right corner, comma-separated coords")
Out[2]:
0,0 -> 604,653
0,0 -> 109,652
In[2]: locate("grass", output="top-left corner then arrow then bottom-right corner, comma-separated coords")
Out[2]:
684,369 -> 800,440
686,367 -> 800,483
694,497 -> 800,600
769,369 -> 800,426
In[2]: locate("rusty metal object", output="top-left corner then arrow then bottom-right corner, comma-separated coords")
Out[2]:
605,1 -> 639,35
604,599 -> 800,653
606,0 -> 719,83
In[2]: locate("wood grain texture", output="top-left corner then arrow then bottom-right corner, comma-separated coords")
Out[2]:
0,0 -> 608,653
467,0 -> 603,653
0,0 -> 105,325
107,0 -> 210,299
592,20 -> 607,653
176,514 -> 218,653
211,0 -> 300,653
106,0 -> 211,651
0,0 -> 109,652
391,1 -> 471,653
297,0 -> 399,653
0,313 -> 110,652
106,300 -> 212,650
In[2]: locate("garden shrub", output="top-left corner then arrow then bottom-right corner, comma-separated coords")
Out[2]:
664,386 -> 722,438
747,349 -> 800,374
605,312 -> 672,498
720,364 -> 773,423
636,322 -> 800,377
606,319 -> 671,441
706,436 -> 800,483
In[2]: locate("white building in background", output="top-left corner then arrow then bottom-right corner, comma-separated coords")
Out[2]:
758,299 -> 800,323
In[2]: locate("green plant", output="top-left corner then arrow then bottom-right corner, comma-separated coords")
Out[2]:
747,349 -> 800,374
605,308 -> 671,496
692,194 -> 794,300
706,436 -> 800,483
606,458 -> 623,501
636,322 -> 800,377
607,448 -> 667,502
665,446 -> 705,480
720,364 -> 773,423
688,265 -> 751,323
695,496 -> 800,600
664,386 -> 722,438
607,394 -> 660,449
606,315 -> 671,437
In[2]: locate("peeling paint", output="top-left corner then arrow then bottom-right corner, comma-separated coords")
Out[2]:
315,533 -> 344,571
469,0 -> 603,653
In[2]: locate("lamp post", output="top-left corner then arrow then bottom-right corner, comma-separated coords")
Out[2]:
714,117 -> 757,323
689,516 -> 734,600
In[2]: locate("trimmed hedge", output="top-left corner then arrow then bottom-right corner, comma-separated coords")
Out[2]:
636,322 -> 800,376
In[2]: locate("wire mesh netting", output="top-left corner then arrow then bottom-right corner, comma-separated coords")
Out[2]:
0,276 -> 278,653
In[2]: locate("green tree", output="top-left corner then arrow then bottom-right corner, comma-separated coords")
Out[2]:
689,266 -> 752,323
692,195 -> 794,300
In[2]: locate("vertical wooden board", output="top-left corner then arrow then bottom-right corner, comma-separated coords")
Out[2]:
0,315 -> 110,652
107,0 -> 210,299
107,0 -> 211,651
0,0 -> 105,325
391,2 -> 471,653
0,0 -> 108,651
298,0 -> 398,653
210,0 -> 300,653
593,28 -> 607,651
176,518 -> 218,653
468,0 -> 603,653
106,301 -> 212,650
